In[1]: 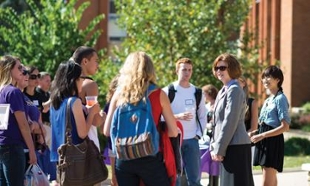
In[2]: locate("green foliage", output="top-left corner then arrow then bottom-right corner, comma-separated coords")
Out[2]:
284,137 -> 310,156
302,102 -> 310,113
0,0 -> 104,74
301,125 -> 310,132
94,57 -> 122,106
109,0 -> 259,88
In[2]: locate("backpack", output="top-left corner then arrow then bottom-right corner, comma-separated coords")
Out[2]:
168,84 -> 203,135
110,84 -> 159,160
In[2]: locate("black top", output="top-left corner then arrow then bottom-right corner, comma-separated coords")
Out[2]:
24,87 -> 50,123
244,98 -> 254,131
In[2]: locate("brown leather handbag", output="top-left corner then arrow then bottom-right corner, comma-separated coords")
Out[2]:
57,98 -> 108,186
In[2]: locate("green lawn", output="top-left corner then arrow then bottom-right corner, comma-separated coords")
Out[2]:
253,156 -> 310,171
283,156 -> 310,168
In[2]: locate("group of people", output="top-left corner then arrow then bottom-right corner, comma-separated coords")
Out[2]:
0,48 -> 290,186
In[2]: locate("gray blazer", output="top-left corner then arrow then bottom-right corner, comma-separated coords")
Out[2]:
211,81 -> 251,156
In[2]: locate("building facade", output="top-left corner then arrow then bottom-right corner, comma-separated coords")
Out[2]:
243,0 -> 310,107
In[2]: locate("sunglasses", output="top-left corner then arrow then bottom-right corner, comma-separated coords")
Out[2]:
22,70 -> 29,76
214,66 -> 228,71
29,74 -> 41,80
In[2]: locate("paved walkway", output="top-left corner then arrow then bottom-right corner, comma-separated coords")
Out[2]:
200,170 -> 309,186
100,130 -> 310,186
100,170 -> 309,186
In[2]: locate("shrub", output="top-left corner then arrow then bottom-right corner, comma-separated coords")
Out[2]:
302,102 -> 310,113
284,137 -> 310,156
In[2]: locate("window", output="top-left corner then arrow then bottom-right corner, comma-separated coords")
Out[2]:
108,0 -> 126,41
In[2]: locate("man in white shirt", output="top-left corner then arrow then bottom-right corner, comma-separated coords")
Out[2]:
163,58 -> 206,186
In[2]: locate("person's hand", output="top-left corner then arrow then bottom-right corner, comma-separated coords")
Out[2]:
86,102 -> 101,116
248,129 -> 258,137
177,112 -> 193,121
251,133 -> 265,143
29,120 -> 40,132
211,153 -> 224,162
111,174 -> 118,186
28,150 -> 37,165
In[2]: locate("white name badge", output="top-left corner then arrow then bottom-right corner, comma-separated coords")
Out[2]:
0,104 -> 10,130
33,100 -> 39,106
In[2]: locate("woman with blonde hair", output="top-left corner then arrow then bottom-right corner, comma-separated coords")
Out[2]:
103,51 -> 178,186
0,55 -> 36,185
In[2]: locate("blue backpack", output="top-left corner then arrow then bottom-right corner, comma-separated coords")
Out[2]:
110,84 -> 159,160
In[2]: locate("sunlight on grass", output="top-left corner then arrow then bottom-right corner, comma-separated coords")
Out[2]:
283,156 -> 310,168
252,156 -> 310,171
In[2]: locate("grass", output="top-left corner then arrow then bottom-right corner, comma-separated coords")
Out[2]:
253,156 -> 310,171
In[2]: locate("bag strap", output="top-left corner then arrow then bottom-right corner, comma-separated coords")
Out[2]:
65,97 -> 73,144
194,87 -> 203,135
38,123 -> 47,146
168,84 -> 176,103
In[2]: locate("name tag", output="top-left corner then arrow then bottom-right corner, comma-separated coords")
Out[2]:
33,100 -> 39,106
185,99 -> 194,105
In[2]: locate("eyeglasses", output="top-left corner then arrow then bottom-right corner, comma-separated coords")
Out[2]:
29,74 -> 41,80
214,66 -> 228,71
22,70 -> 29,76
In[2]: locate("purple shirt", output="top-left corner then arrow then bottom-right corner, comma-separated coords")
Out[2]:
24,94 -> 40,122
0,84 -> 27,146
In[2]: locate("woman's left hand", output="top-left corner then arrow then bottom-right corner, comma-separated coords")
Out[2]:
251,133 -> 265,143
211,153 -> 224,162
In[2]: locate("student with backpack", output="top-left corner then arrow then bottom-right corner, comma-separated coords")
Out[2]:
103,51 -> 178,186
163,57 -> 207,186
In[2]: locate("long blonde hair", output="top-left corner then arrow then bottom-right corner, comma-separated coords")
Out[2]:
117,51 -> 157,105
0,55 -> 18,89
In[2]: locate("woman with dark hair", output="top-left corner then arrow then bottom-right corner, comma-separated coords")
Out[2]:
251,65 -> 290,186
0,55 -> 36,185
49,61 -> 101,167
201,84 -> 219,186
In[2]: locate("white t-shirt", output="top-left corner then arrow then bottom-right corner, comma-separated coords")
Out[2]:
163,82 -> 207,140
88,125 -> 100,151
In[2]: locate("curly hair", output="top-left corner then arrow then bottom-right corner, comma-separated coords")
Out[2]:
117,51 -> 157,105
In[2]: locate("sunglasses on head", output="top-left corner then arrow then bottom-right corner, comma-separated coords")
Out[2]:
22,70 -> 29,76
214,66 -> 228,71
29,74 -> 41,80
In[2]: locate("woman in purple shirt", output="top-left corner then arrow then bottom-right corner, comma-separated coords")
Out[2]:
0,55 -> 36,185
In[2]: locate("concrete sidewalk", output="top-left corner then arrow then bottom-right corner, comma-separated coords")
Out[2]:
100,170 -> 309,185
200,170 -> 309,186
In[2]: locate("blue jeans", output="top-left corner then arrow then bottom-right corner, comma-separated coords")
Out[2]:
176,138 -> 202,186
0,145 -> 25,186
115,153 -> 170,186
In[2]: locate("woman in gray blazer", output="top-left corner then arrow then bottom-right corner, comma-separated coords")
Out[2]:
210,53 -> 254,186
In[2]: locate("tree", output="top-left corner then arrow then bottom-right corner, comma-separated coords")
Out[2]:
0,0 -> 104,74
109,0 -> 258,88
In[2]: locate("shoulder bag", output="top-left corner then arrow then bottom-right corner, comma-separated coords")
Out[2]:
57,98 -> 108,186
